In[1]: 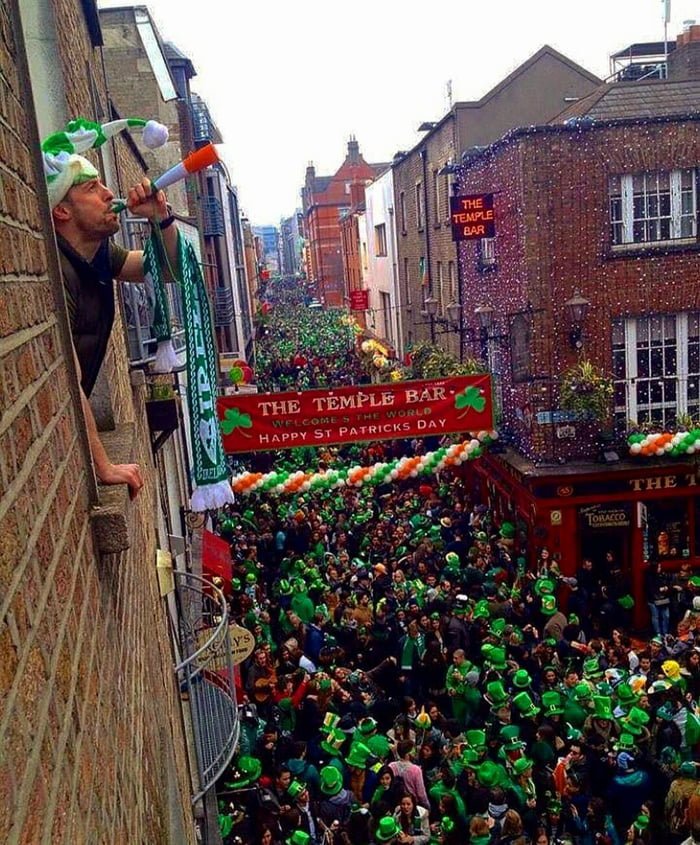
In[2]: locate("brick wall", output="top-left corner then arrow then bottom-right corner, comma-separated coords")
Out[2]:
458,119 -> 700,461
0,2 -> 193,841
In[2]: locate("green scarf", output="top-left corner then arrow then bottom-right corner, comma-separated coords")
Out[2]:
144,232 -> 233,511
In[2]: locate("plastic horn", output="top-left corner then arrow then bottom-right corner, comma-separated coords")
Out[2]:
111,143 -> 221,212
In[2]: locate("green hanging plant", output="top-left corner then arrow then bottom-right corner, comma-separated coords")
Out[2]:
559,360 -> 614,423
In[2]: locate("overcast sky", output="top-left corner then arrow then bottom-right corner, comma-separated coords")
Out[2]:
98,0 -> 697,225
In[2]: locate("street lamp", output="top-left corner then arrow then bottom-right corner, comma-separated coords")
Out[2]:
564,291 -> 591,349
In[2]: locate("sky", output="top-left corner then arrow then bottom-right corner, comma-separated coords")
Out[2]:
98,0 -> 697,225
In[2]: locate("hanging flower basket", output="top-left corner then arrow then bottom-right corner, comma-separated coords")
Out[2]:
559,361 -> 613,423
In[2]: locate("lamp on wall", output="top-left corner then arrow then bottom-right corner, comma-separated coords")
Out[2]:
564,291 -> 591,349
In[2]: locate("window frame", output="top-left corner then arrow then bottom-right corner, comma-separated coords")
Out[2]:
415,182 -> 424,230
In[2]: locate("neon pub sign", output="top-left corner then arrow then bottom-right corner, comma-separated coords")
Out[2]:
450,193 -> 495,241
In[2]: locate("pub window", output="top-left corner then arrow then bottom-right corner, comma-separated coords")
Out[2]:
609,169 -> 697,246
612,312 -> 700,429
647,499 -> 690,560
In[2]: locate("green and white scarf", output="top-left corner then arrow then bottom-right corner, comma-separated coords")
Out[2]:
144,232 -> 234,511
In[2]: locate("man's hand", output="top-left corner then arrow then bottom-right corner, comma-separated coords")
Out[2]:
127,177 -> 168,223
97,461 -> 144,500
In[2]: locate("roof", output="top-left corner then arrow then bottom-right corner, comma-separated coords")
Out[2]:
554,79 -> 700,122
164,41 -> 197,76
611,40 -> 677,59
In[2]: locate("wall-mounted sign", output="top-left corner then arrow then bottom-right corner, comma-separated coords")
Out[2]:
218,375 -> 493,453
349,289 -> 369,311
229,624 -> 256,665
580,504 -> 631,529
450,194 -> 495,241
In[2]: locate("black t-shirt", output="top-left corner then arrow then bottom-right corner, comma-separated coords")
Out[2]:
58,235 -> 129,397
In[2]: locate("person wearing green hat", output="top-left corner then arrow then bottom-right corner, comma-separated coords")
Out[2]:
513,691 -> 540,719
563,684 -> 593,729
286,832 -> 311,845
446,649 -> 477,726
318,764 -> 353,833
584,695 -> 618,743
373,815 -> 402,843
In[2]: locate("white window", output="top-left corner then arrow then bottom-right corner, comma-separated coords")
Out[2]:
380,291 -> 393,345
374,223 -> 387,256
416,183 -> 424,229
613,312 -> 700,428
609,169 -> 697,245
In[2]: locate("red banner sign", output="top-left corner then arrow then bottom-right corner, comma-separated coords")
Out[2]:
202,529 -> 232,591
218,375 -> 493,453
349,289 -> 369,311
450,194 -> 495,241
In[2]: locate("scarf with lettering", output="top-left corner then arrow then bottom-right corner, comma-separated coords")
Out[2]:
144,232 -> 234,511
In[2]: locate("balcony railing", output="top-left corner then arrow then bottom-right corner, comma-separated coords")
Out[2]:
201,196 -> 225,236
191,101 -> 213,143
173,571 -> 239,803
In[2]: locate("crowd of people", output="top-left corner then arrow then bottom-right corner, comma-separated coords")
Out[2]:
214,302 -> 700,845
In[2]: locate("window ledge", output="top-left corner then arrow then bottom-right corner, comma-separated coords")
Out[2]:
607,239 -> 699,259
90,422 -> 138,554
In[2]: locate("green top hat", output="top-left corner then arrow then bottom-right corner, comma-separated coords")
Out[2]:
540,595 -> 558,616
566,723 -> 583,741
592,695 -> 614,721
633,814 -> 650,832
616,683 -> 637,706
466,729 -> 487,750
487,646 -> 508,671
476,759 -> 502,788
460,747 -> 481,768
512,757 -> 534,776
231,577 -> 242,592
573,682 -> 592,702
614,732 -> 636,752
499,724 -> 525,749
445,551 -> 460,566
622,706 -> 650,736
323,712 -> 341,731
541,691 -> 564,715
512,669 -> 532,689
227,755 -> 262,788
486,680 -> 509,706
320,727 -> 346,756
375,816 -> 401,842
287,833 -> 311,845
346,741 -> 372,769
319,765 -> 344,795
288,780 -> 307,800
513,691 -> 540,718
489,617 -> 507,637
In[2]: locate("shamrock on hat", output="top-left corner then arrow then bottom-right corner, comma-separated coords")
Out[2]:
225,755 -> 262,789
319,765 -> 344,795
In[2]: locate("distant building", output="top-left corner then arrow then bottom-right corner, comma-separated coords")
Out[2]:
280,211 -> 304,276
253,225 -> 282,274
302,137 -> 389,307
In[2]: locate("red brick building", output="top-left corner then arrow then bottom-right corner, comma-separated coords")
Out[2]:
302,138 -> 387,307
455,34 -> 700,624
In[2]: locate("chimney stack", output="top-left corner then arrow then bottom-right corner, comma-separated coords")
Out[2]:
667,21 -> 700,80
347,135 -> 360,164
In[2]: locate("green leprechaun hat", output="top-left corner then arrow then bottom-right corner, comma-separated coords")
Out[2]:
487,646 -> 508,671
375,816 -> 401,842
499,724 -> 526,751
540,595 -> 558,616
41,116 -> 169,208
346,741 -> 372,769
613,732 -> 637,752
513,691 -> 540,718
366,734 -> 391,760
224,755 -> 262,789
622,706 -> 650,736
592,695 -> 615,721
541,691 -> 564,715
465,729 -> 487,751
476,759 -> 503,788
512,669 -> 532,689
357,716 -> 378,737
512,757 -> 534,776
319,765 -> 344,796
286,832 -> 311,845
287,779 -> 307,800
320,727 -> 346,757
573,682 -> 593,702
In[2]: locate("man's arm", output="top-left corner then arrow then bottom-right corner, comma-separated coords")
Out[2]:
117,178 -> 179,282
74,350 -> 144,499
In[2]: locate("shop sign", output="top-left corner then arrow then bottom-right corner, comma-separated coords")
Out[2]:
349,289 -> 369,311
550,510 -> 562,525
229,624 -> 256,665
536,410 -> 580,424
450,194 -> 495,241
218,375 -> 493,453
556,425 -> 576,439
580,504 -> 631,529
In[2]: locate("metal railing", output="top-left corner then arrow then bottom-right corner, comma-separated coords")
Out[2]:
173,571 -> 239,803
201,196 -> 225,236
